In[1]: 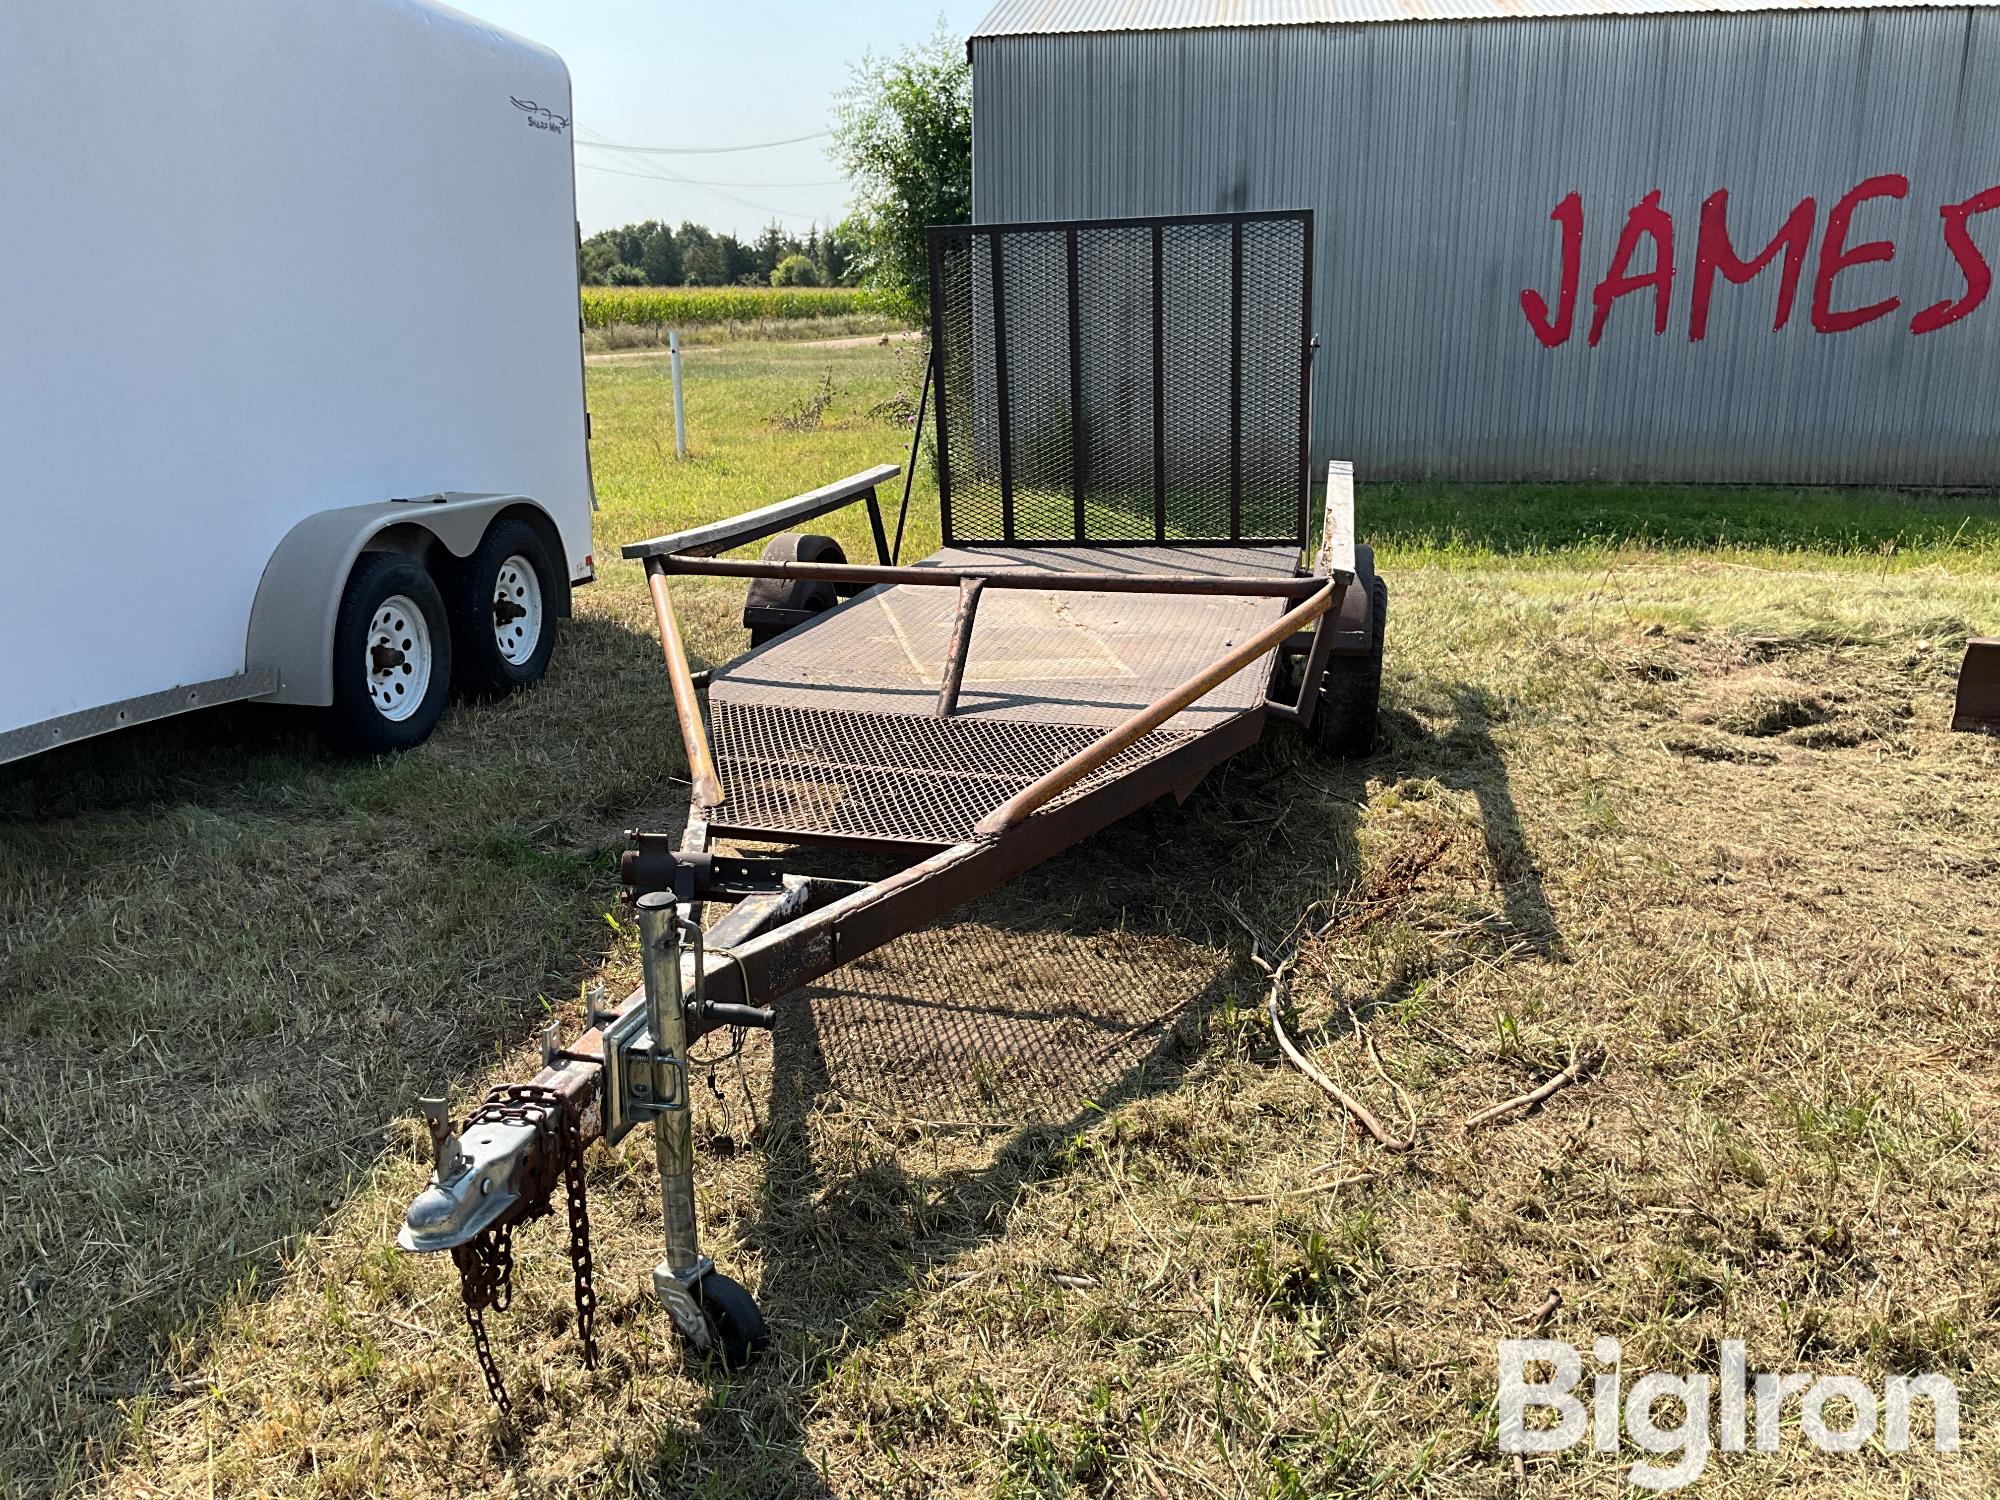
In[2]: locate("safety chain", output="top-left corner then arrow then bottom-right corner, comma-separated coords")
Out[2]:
556,1091 -> 600,1370
446,1084 -> 597,1412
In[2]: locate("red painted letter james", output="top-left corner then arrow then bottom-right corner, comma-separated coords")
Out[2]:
1521,191 -> 1584,348
1589,190 -> 1675,347
1811,174 -> 1909,334
1689,190 -> 1815,340
1911,185 -> 2000,335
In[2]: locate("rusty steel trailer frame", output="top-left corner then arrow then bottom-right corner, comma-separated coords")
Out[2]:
398,464 -> 1355,1383
399,208 -> 1375,1385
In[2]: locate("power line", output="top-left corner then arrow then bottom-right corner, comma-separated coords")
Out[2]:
574,146 -> 817,222
577,129 -> 832,156
579,161 -> 846,190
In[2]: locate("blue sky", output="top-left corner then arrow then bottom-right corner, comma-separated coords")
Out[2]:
464,1 -> 989,238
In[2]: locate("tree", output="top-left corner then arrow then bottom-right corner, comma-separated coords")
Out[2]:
677,222 -> 726,284
750,221 -> 793,283
637,222 -> 682,287
771,253 -> 821,286
830,22 -> 970,320
578,234 -> 623,286
824,216 -> 866,286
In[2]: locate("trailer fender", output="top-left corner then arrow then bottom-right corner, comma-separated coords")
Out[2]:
1324,544 -> 1378,657
246,493 -> 571,706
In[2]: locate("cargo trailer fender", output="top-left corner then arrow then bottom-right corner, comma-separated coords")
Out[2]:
246,493 -> 572,706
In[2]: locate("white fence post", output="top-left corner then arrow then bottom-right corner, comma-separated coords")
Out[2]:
668,329 -> 688,458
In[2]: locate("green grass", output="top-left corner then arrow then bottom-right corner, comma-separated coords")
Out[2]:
1366,478 -> 2000,568
2,337 -> 1997,1498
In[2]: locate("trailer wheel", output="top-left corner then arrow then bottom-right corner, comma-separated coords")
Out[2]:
1309,574 -> 1388,760
743,533 -> 847,647
322,552 -> 453,754
691,1270 -> 769,1368
446,517 -> 560,696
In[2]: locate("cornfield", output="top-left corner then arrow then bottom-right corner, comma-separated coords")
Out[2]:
581,284 -> 886,329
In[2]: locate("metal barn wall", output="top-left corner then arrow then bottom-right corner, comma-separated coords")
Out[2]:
971,9 -> 2000,483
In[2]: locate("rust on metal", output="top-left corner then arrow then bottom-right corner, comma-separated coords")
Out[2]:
644,558 -> 724,810
621,465 -> 901,561
1953,638 -> 2000,732
700,542 -> 1301,847
935,576 -> 986,717
659,554 -> 1321,598
975,577 -> 1343,834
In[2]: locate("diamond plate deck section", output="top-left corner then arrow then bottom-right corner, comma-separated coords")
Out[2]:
705,543 -> 1300,845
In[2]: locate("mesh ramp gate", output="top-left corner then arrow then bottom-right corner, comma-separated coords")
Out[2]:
928,210 -> 1315,548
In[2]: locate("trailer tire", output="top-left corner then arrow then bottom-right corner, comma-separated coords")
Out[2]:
743,533 -> 847,647
445,517 -> 561,697
321,552 -> 453,755
692,1270 -> 769,1369
1309,574 -> 1388,761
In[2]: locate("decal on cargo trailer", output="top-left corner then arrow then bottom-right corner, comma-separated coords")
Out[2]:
1522,176 -> 2000,347
511,97 -> 570,134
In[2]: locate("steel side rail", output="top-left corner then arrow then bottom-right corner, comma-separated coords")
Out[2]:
657,554 -> 1321,598
621,465 -> 901,561
644,559 -> 723,811
975,576 -> 1346,835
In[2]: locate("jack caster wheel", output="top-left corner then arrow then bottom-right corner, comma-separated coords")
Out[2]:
691,1271 -> 769,1369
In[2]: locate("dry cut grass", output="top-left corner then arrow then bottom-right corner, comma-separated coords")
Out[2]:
1,340 -> 1997,1498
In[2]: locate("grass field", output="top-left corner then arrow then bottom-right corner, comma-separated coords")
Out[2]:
2,340 -> 1997,1498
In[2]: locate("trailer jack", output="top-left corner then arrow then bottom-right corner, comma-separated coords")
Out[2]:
399,845 -> 778,1405
603,889 -> 772,1365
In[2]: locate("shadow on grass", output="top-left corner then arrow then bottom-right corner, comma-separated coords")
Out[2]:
597,681 -> 1567,1493
1359,480 -> 2000,556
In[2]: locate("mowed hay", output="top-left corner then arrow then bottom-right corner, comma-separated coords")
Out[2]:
2,340 -> 1996,1498
42,552 -> 1993,1500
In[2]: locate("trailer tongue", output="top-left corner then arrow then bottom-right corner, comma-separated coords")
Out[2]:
396,211 -> 1389,1399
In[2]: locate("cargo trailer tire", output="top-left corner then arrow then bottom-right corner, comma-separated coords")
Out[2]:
1310,574 -> 1388,761
321,552 -> 453,755
446,517 -> 560,696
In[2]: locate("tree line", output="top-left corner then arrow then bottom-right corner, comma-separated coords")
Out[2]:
581,26 -> 972,308
579,219 -> 865,288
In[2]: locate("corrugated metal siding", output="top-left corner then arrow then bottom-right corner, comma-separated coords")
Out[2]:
971,8 -> 2000,483
972,0 -> 2000,38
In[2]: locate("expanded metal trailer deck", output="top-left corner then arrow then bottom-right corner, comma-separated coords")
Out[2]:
703,541 -> 1305,848
395,211 -> 1390,1401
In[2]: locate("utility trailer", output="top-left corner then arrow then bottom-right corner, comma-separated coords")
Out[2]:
397,211 -> 1389,1400
0,0 -> 594,765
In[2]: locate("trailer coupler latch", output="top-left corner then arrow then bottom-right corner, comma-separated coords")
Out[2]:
399,1097 -> 538,1253
620,831 -> 785,905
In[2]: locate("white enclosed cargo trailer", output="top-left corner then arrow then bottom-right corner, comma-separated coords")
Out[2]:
0,0 -> 594,761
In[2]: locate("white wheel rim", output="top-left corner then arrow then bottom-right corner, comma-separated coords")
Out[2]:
492,554 -> 544,666
366,595 -> 433,722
